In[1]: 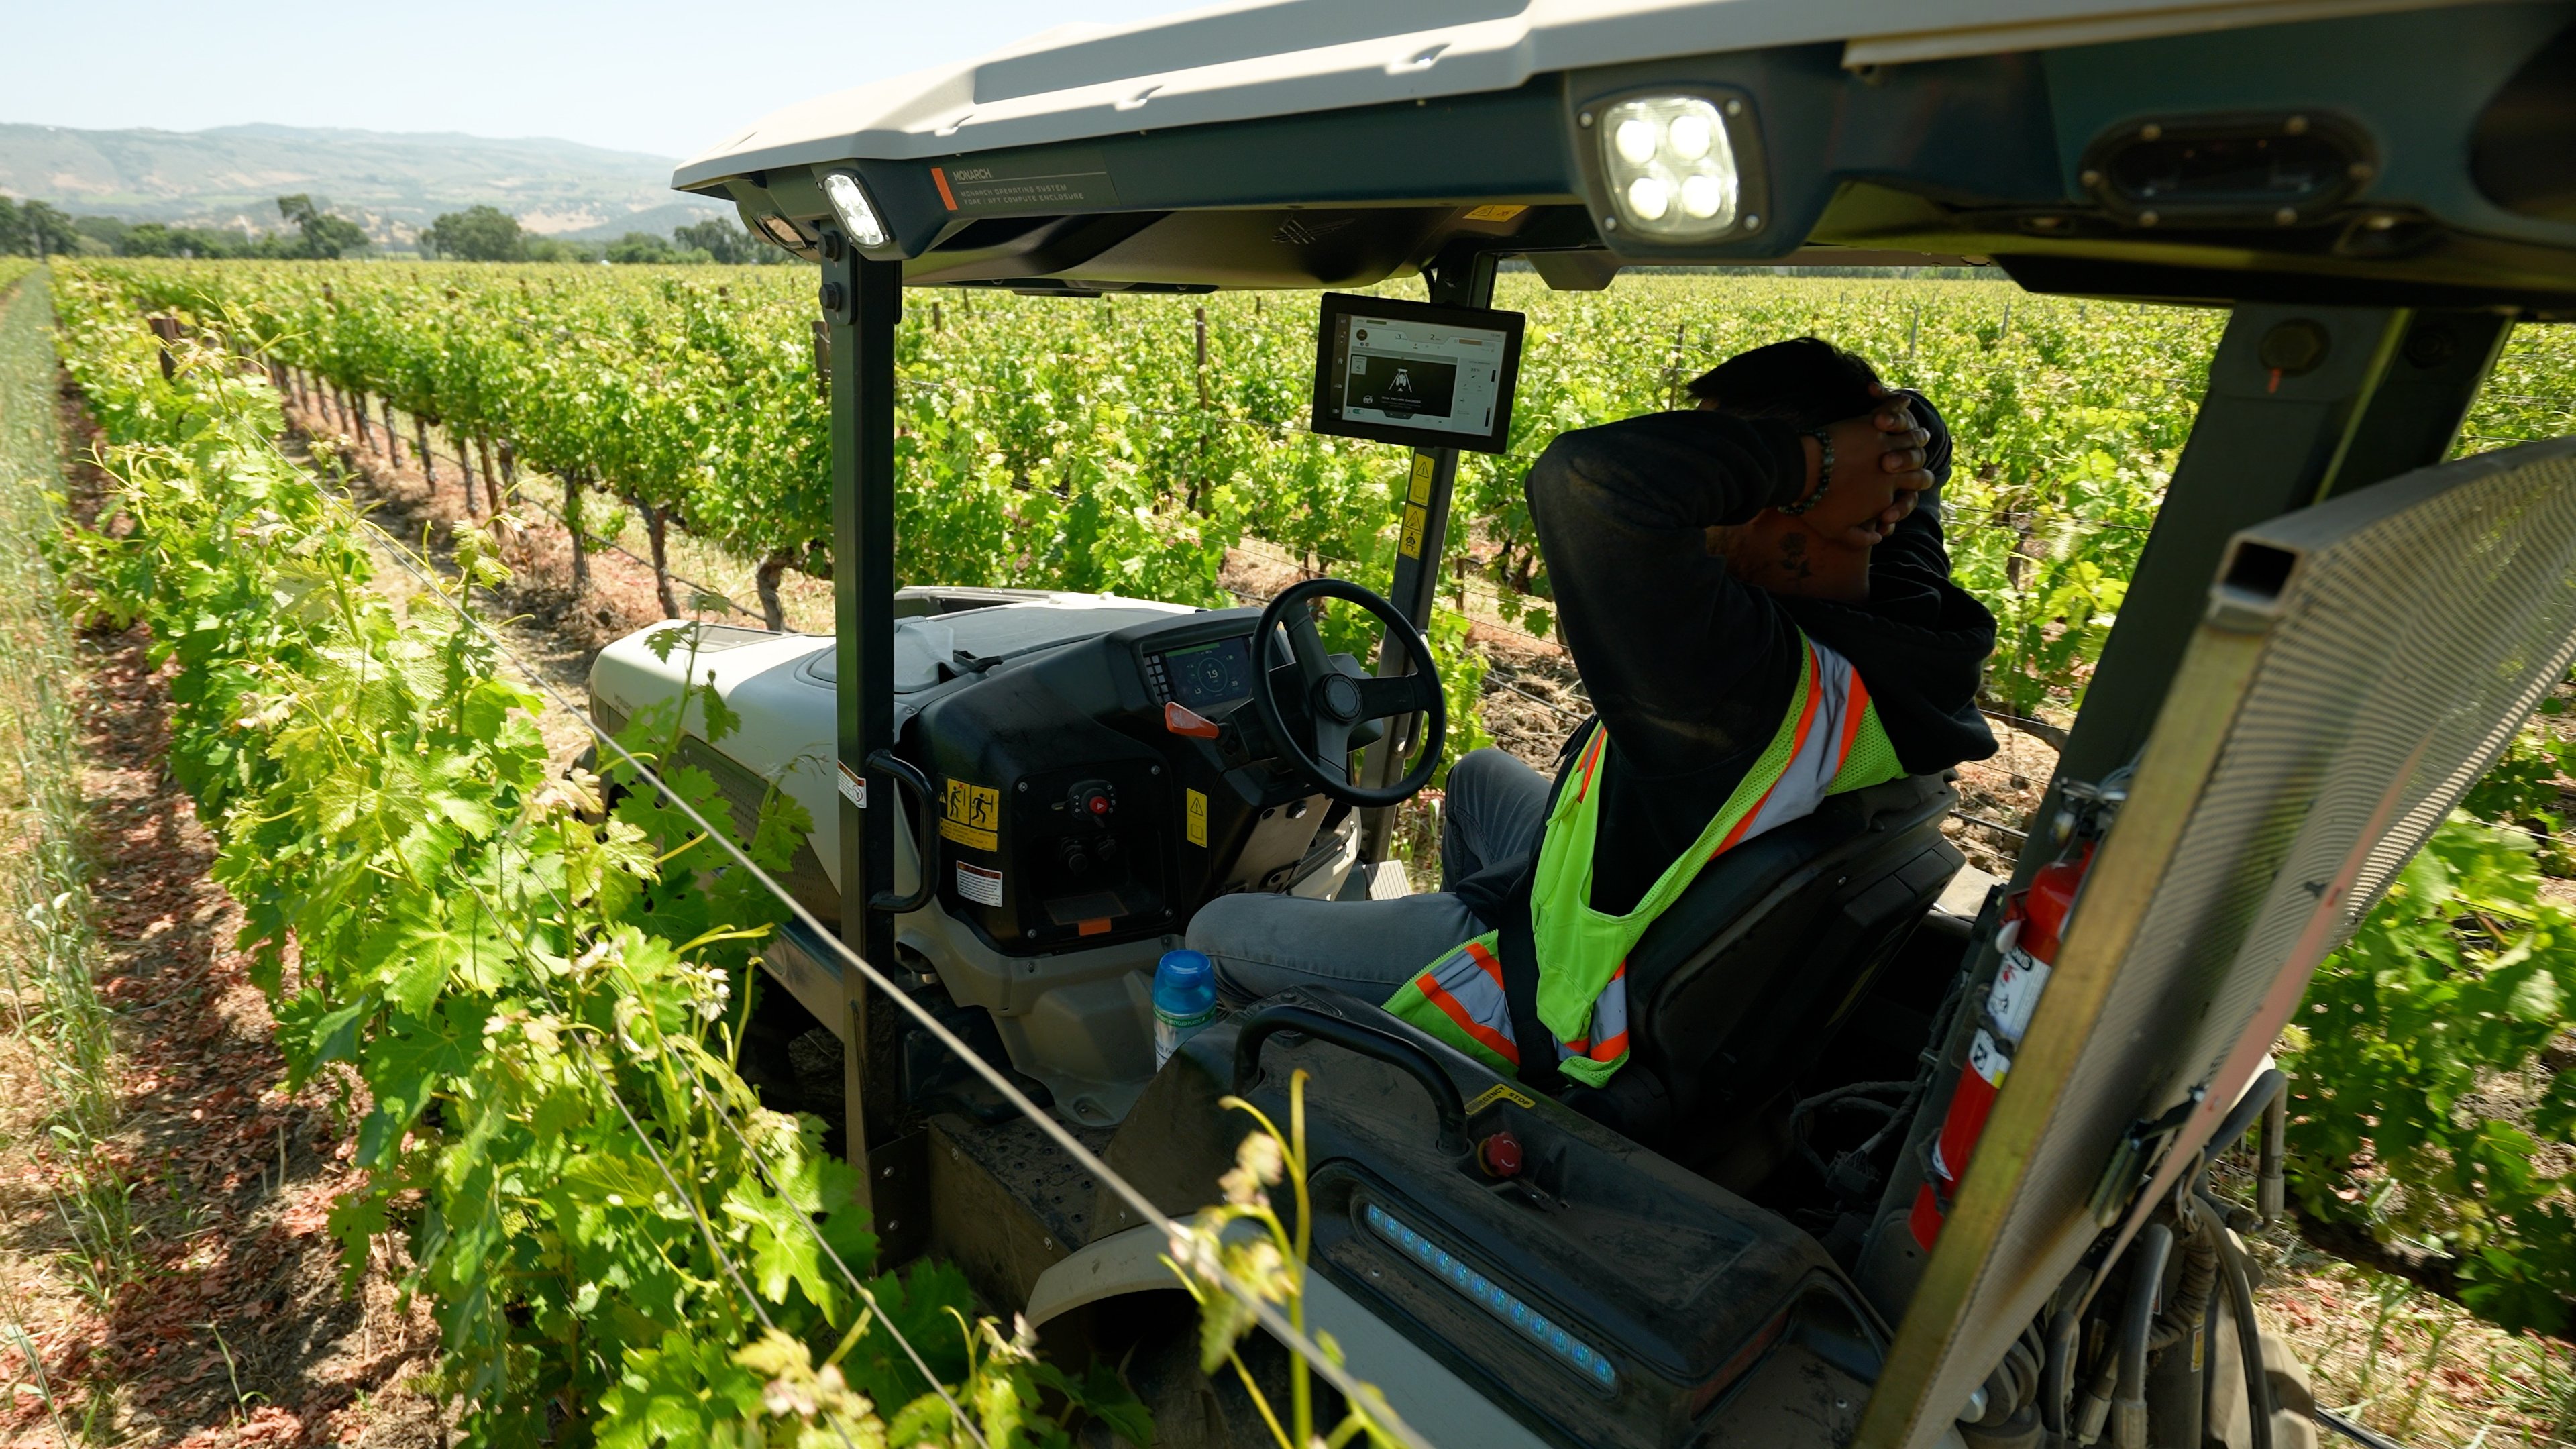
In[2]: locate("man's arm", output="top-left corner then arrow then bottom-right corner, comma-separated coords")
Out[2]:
1525,412 -> 1809,777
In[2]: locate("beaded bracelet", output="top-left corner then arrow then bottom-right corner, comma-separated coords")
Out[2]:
1779,429 -> 1833,516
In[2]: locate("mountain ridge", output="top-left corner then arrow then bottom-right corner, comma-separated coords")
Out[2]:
0,122 -> 729,241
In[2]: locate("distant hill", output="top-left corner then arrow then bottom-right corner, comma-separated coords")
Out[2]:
0,123 -> 731,242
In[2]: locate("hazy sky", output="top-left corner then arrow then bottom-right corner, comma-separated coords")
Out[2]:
3,0 -> 1195,159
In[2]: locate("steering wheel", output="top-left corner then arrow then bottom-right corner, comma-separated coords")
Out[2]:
1249,577 -> 1446,808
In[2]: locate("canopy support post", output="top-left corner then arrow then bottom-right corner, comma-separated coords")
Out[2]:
1851,303 -> 2510,1449
828,246 -> 927,1258
1355,247 -> 1501,875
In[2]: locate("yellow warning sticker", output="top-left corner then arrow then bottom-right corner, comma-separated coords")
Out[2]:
1408,453 -> 1436,505
1185,788 -> 1208,847
1464,204 -> 1527,223
1464,1083 -> 1534,1114
1398,502 -> 1428,559
941,779 -> 1001,852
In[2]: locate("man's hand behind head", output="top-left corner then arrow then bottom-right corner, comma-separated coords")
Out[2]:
1807,399 -> 1933,548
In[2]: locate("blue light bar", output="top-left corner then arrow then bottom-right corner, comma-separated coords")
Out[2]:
1362,1201 -> 1619,1393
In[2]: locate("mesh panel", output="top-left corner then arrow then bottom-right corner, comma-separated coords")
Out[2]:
1894,436 -> 2576,1446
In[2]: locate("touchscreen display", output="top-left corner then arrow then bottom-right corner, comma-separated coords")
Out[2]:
1160,637 -> 1254,711
1311,293 -> 1523,455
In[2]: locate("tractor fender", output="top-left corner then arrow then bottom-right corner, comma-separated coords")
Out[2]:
1027,1222 -> 1554,1449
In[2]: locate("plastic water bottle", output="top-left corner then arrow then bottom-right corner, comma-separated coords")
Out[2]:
1152,949 -> 1217,1069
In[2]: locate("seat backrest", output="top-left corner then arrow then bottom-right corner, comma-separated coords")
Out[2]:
1623,773 -> 1962,1135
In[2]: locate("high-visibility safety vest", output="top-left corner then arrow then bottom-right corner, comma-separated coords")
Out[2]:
1383,635 -> 1903,1087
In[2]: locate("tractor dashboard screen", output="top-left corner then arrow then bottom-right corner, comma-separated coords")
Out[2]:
1152,637 -> 1255,712
1310,292 -> 1523,455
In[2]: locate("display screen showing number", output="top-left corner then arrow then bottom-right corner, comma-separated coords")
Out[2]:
1310,292 -> 1523,455
1159,637 -> 1253,710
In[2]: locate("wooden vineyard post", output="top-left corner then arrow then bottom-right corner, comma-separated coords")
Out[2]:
755,549 -> 792,633
1192,305 -> 1211,511
146,316 -> 178,380
565,471 -> 589,594
642,500 -> 680,619
453,427 -> 477,519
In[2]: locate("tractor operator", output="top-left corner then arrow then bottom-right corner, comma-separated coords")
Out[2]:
1187,338 -> 1999,1087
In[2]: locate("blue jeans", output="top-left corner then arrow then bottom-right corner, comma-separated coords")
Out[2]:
1185,749 -> 1552,1006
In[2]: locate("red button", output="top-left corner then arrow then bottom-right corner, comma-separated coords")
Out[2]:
1087,795 -> 1110,814
1477,1131 -> 1523,1179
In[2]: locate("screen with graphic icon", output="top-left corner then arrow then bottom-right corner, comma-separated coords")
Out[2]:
1311,292 -> 1523,454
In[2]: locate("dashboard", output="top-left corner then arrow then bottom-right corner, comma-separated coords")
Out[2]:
913,606 -> 1364,955
1145,635 -> 1257,713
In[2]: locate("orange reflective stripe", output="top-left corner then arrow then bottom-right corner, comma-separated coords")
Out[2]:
1574,729 -> 1607,801
1715,645 -> 1823,857
1464,938 -> 1505,987
1837,669 -> 1871,767
1419,970 -> 1519,1065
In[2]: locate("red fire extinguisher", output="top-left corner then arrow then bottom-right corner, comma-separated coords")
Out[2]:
1909,843 -> 2093,1249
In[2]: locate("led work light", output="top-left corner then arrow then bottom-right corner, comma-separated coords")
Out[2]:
822,172 -> 889,248
1598,95 -> 1745,241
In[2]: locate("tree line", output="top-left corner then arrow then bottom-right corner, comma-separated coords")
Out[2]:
1,193 -> 790,266
415,205 -> 789,265
2,193 -> 368,260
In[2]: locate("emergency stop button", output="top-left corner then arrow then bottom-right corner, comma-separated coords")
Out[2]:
1069,780 -> 1116,819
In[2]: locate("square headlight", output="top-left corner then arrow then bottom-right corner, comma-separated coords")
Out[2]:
1598,95 -> 1747,242
822,171 -> 889,248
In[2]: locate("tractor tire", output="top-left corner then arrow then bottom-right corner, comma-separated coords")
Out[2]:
1110,1321 -> 1340,1449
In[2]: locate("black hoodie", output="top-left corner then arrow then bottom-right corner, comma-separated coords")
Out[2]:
1458,395 -> 1997,920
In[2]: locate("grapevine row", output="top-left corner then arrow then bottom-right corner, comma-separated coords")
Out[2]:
46,266 -> 1148,1445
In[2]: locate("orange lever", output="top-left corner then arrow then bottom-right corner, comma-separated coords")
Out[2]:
1165,701 -> 1220,739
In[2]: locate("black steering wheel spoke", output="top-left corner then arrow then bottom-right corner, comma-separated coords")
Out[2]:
1248,578 -> 1448,809
1285,606 -> 1333,682
1354,671 -> 1437,722
1313,719 -> 1353,783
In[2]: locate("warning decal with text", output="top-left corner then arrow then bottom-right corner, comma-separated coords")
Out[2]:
955,861 -> 1004,907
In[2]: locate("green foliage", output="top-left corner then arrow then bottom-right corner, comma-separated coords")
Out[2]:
608,231 -> 716,266
274,195 -> 372,260
424,205 -> 533,262
1165,1071 -> 1404,1449
2282,814 -> 2576,1334
674,218 -> 770,266
48,268 -> 1140,1445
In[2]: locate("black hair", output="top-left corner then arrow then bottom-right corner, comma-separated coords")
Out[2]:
1685,337 -> 1883,431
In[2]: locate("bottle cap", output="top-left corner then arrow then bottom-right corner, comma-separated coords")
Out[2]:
1156,948 -> 1212,986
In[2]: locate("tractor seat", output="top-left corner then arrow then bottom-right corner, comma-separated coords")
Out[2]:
1558,773 -> 1964,1171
